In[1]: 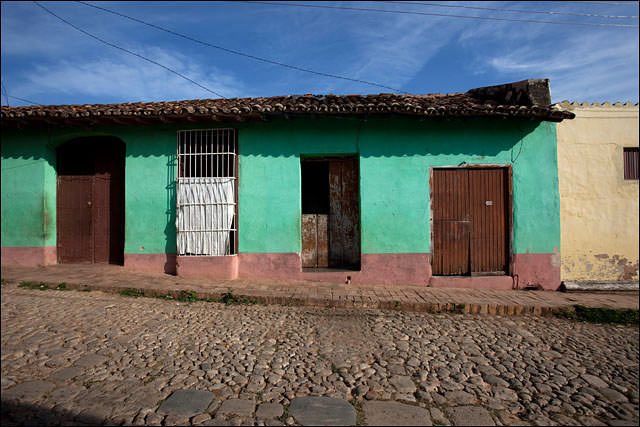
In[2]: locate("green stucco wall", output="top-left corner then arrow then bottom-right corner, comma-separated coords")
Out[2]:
1,116 -> 560,257
1,128 -> 56,248
239,117 -> 560,255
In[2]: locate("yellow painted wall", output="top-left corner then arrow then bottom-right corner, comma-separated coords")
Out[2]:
556,102 -> 639,281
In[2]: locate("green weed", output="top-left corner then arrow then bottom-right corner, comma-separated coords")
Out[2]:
453,303 -> 466,313
153,292 -> 175,300
555,305 -> 639,325
56,282 -> 67,290
278,406 -> 291,424
119,288 -> 144,298
350,399 -> 367,426
220,290 -> 255,305
177,290 -> 200,302
19,281 -> 48,290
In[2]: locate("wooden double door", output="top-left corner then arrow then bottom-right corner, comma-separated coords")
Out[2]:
57,138 -> 125,264
301,158 -> 360,269
431,167 -> 510,276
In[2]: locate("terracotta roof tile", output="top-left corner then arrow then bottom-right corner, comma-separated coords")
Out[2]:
0,82 -> 575,127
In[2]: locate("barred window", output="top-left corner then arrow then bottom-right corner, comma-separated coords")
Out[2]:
176,129 -> 237,256
624,147 -> 639,180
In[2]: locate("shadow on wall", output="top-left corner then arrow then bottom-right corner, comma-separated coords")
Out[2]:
165,152 -> 177,274
239,116 -> 541,159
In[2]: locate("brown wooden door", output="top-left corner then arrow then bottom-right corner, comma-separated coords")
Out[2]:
432,168 -> 509,275
57,137 -> 125,265
57,176 -> 93,263
329,158 -> 360,268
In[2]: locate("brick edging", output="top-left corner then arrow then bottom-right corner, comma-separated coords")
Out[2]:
4,279 -> 566,317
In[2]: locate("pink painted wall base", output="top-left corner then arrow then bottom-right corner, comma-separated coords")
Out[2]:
66,251 -> 560,290
513,252 -> 561,290
177,256 -> 238,280
1,247 -> 56,266
124,253 -> 177,275
237,253 -> 431,286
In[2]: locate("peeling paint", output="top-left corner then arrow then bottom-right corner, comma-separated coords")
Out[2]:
550,246 -> 561,267
563,253 -> 639,281
622,262 -> 639,281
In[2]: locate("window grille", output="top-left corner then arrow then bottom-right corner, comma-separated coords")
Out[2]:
176,129 -> 237,256
624,147 -> 639,180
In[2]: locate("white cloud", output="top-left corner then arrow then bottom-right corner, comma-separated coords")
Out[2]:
12,47 -> 245,103
485,31 -> 639,102
326,13 -> 463,93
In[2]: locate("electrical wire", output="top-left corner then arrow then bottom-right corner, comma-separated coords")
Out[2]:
3,94 -> 42,106
240,1 -> 638,28
1,81 -> 10,106
384,1 -> 639,19
76,1 -> 407,93
553,1 -> 639,5
33,1 -> 227,99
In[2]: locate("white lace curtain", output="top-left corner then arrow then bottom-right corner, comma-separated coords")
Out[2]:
176,177 -> 235,256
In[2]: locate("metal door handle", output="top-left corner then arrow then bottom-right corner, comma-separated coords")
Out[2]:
87,201 -> 92,207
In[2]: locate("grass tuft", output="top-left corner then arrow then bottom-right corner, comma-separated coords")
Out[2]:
119,288 -> 144,298
19,281 -> 48,290
555,305 -> 639,325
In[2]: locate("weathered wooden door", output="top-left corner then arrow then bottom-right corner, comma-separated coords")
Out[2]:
329,158 -> 360,269
432,168 -> 509,275
301,158 -> 360,269
57,176 -> 93,263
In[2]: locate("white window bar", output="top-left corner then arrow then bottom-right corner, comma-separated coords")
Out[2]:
176,129 -> 237,256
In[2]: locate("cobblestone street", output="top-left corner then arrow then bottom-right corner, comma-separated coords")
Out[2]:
1,284 -> 638,426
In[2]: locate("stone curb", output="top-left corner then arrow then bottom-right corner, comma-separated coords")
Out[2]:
5,278 -> 570,317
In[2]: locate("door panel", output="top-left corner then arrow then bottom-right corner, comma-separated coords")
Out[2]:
301,214 -> 329,268
432,169 -> 470,275
469,168 -> 508,273
92,175 -> 111,263
57,176 -> 93,263
329,158 -> 360,268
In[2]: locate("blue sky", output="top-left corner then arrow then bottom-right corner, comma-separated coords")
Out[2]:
1,1 -> 638,106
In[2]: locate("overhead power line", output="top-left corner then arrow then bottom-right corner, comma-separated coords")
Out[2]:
241,1 -> 638,28
76,1 -> 407,93
556,1 -> 639,5
4,94 -> 42,106
33,1 -> 227,99
385,1 -> 639,19
1,81 -> 10,106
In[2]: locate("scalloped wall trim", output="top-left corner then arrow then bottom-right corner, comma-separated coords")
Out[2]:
554,101 -> 638,109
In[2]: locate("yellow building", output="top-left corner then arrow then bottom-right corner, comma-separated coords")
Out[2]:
556,101 -> 639,283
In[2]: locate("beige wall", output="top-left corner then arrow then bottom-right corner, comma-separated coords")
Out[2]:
556,102 -> 639,282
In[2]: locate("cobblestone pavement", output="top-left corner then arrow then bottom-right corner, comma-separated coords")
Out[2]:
1,285 -> 638,426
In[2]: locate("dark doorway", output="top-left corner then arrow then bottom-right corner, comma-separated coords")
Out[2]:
431,167 -> 510,276
57,137 -> 125,264
301,158 -> 360,270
